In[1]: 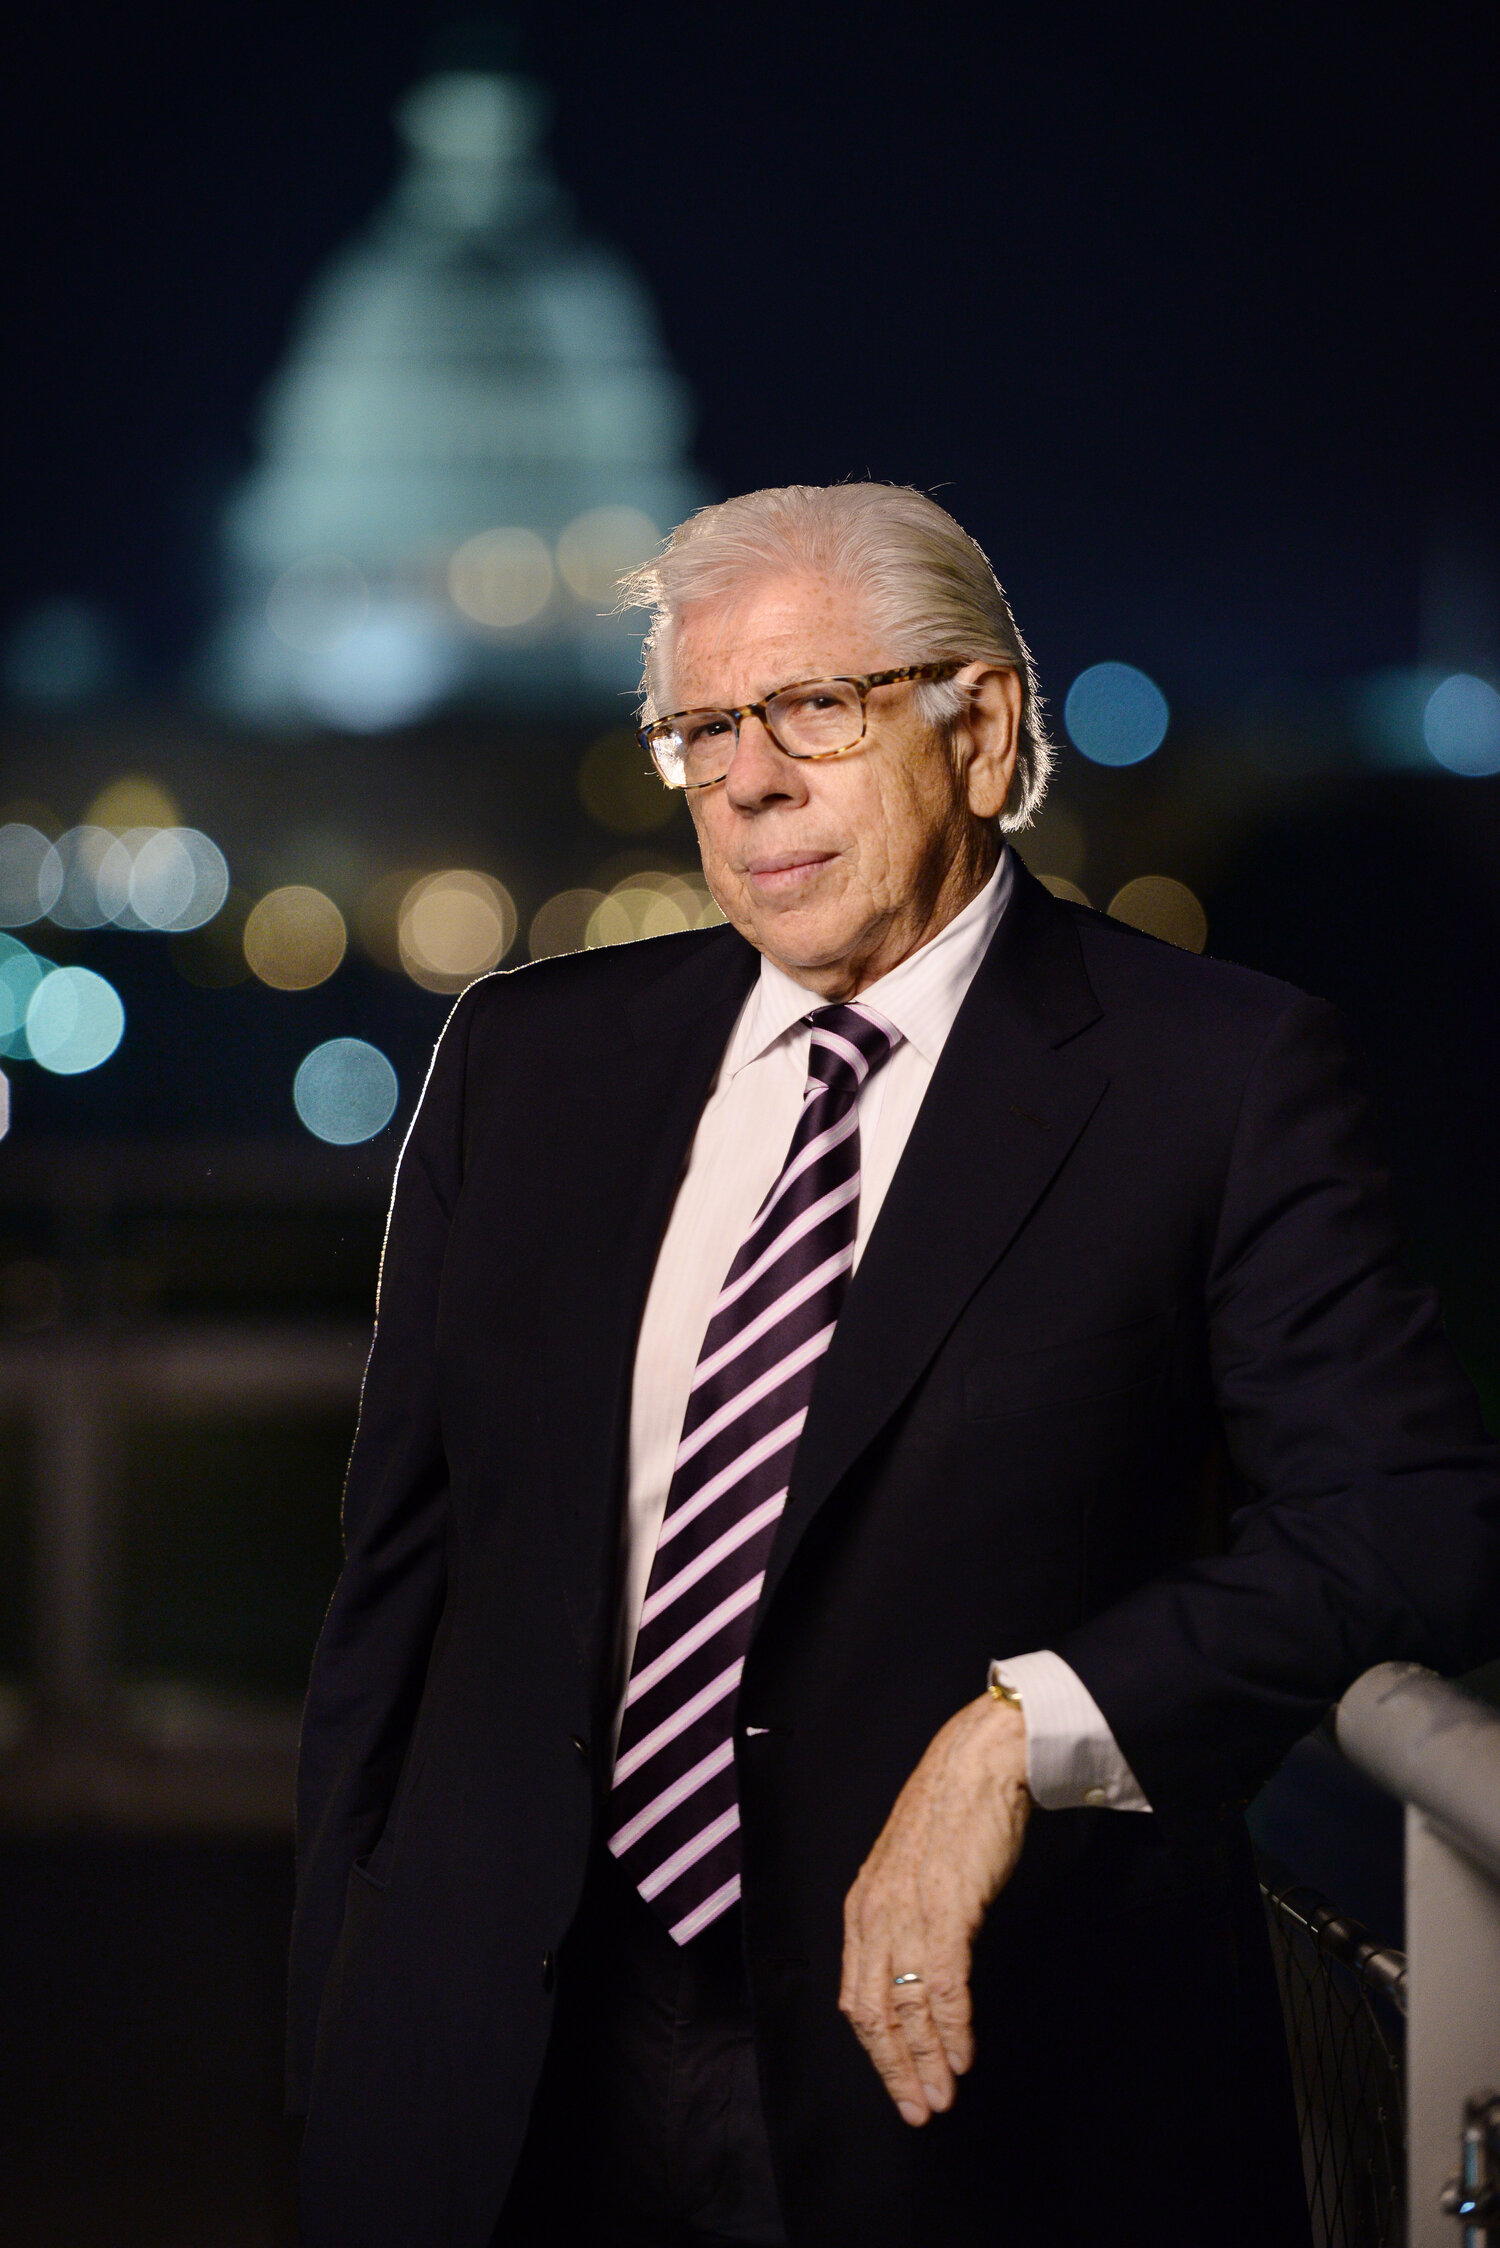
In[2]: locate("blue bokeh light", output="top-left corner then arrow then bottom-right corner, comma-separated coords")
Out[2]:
1064,663 -> 1170,767
294,1038 -> 399,1145
0,937 -> 53,1059
26,966 -> 125,1074
1422,673 -> 1500,778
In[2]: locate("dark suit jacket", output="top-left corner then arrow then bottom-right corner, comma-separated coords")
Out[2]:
290,863 -> 1500,2248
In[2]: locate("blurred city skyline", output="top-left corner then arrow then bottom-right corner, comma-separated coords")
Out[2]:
1,0 -> 1496,706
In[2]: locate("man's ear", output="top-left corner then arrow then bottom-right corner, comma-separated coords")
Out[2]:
953,664 -> 1022,823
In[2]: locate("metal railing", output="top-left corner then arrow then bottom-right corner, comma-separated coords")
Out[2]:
0,1323 -> 364,1828
1338,1665 -> 1500,2248
1260,1858 -> 1408,2247
0,1323 -> 364,1719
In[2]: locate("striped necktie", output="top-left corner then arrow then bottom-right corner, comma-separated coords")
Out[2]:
609,1000 -> 903,1943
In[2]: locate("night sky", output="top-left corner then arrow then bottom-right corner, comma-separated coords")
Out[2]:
3,0 -> 1496,703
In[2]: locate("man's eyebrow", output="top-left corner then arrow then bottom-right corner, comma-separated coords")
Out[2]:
677,678 -> 774,710
676,664 -> 828,709
749,670 -> 825,702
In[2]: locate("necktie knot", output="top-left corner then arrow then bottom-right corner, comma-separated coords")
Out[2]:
805,1001 -> 902,1103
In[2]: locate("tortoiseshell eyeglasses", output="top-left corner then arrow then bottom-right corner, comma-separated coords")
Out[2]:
638,662 -> 963,791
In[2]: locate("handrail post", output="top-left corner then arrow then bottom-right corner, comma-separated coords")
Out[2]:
1338,1663 -> 1500,2247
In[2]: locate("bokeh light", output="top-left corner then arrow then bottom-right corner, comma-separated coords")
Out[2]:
1065,663 -> 1170,767
587,887 -> 688,947
449,528 -> 554,630
47,827 -> 117,929
0,824 -> 63,926
84,774 -> 182,831
1107,875 -> 1208,952
98,831 -> 167,927
267,556 -> 370,653
107,829 -> 192,927
94,827 -> 230,932
293,1038 -> 399,1144
0,936 -> 50,1058
1422,673 -> 1500,777
556,506 -> 659,605
528,888 -> 607,960
577,728 -> 677,833
26,966 -> 126,1074
528,871 -> 724,960
585,870 -> 724,948
398,870 -> 516,992
1039,875 -> 1091,906
243,885 -> 347,990
149,829 -> 230,930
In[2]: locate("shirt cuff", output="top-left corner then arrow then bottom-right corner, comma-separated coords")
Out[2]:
990,1650 -> 1152,1811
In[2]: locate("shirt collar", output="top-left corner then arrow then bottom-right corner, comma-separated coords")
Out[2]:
727,847 -> 1015,1074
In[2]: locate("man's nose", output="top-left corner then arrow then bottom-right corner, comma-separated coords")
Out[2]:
723,712 -> 805,810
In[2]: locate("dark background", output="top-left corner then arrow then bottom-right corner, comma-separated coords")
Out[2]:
0,4 -> 1495,2241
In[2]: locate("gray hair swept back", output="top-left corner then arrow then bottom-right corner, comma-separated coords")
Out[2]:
618,482 -> 1053,830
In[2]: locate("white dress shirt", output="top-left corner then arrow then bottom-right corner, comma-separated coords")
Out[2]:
621,849 -> 1150,1812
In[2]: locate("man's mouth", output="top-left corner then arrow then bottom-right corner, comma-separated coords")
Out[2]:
743,852 -> 836,892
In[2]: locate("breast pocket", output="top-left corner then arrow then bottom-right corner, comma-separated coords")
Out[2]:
963,1314 -> 1167,1421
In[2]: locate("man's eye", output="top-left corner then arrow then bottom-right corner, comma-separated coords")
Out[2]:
685,715 -> 732,746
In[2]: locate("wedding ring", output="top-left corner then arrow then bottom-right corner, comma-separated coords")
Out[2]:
892,1972 -> 923,1986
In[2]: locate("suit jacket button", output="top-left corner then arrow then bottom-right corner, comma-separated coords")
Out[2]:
541,1950 -> 556,1993
569,1734 -> 589,1762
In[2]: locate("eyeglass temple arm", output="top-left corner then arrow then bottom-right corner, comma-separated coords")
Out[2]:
862,661 -> 964,688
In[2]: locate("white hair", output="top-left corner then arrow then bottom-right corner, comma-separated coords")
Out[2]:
617,482 -> 1053,829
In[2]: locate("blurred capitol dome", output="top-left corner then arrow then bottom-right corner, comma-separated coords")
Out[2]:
209,56 -> 707,729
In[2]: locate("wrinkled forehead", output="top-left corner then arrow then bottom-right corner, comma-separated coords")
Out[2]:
662,574 -> 890,712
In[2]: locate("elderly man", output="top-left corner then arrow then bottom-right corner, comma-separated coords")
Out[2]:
290,484 -> 1499,2248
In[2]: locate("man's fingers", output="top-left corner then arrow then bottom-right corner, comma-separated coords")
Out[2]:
888,1911 -> 976,2106
839,1922 -> 940,2125
840,1860 -> 983,2120
852,1994 -> 936,2124
923,1946 -> 975,2076
838,1882 -> 868,2019
891,1985 -> 956,2109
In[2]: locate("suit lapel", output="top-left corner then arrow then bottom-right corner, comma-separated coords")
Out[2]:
755,866 -> 1109,1621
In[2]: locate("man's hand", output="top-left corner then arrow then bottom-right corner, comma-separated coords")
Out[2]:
839,1694 -> 1030,2127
